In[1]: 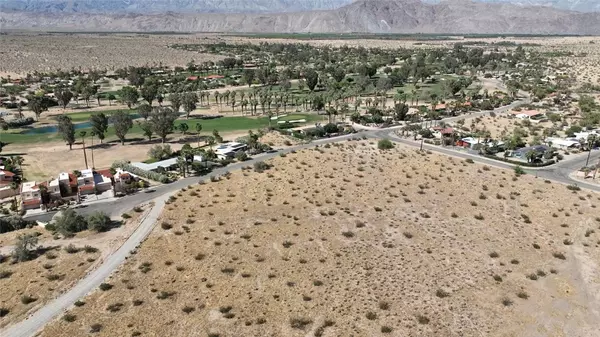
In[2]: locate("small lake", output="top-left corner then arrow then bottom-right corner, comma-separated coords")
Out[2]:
21,113 -> 141,135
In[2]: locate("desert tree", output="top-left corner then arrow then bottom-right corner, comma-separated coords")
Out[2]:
89,113 -> 108,143
140,84 -> 158,106
12,234 -> 38,263
87,212 -> 112,232
178,122 -> 189,135
169,92 -> 182,113
107,94 -> 116,106
137,103 -> 152,120
242,69 -> 255,87
110,110 -> 133,145
137,120 -> 154,141
149,107 -> 179,144
57,115 -> 76,150
182,92 -> 198,119
27,95 -> 47,121
55,87 -> 74,110
118,86 -> 139,109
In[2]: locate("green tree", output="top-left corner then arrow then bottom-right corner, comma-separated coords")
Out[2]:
169,92 -> 182,113
212,129 -> 223,143
53,208 -> 87,237
111,110 -> 133,145
305,69 -> 319,92
118,86 -> 139,109
107,94 -> 116,106
27,95 -> 47,121
137,120 -> 154,141
149,107 -> 179,144
140,84 -> 158,106
137,103 -> 152,120
57,115 -> 75,150
89,113 -> 109,143
55,88 -> 74,110
242,69 -> 255,87
182,92 -> 198,119
12,234 -> 38,262
178,122 -> 189,135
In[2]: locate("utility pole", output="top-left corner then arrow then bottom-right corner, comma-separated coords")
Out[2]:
90,132 -> 95,169
80,131 -> 88,169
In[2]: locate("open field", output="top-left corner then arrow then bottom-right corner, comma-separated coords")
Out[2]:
38,140 -> 600,337
0,205 -> 150,327
0,33 -> 223,77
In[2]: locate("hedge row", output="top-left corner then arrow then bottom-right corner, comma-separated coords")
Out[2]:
111,160 -> 170,183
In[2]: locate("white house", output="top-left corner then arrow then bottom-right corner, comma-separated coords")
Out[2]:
547,138 -> 581,150
21,181 -> 41,210
215,142 -> 247,160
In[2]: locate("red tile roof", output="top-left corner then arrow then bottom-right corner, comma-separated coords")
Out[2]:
1,170 -> 15,177
95,169 -> 113,179
23,199 -> 41,206
79,184 -> 94,191
187,76 -> 199,81
205,75 -> 224,79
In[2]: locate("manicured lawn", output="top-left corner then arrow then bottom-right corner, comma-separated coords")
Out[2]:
3,113 -> 322,145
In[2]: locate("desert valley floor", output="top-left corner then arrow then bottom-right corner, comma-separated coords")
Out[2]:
36,140 -> 600,337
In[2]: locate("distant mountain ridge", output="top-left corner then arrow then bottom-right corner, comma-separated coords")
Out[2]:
1,0 -> 599,34
2,0 -> 599,13
0,0 -> 354,14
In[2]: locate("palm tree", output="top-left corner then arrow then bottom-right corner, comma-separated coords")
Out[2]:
80,131 -> 89,169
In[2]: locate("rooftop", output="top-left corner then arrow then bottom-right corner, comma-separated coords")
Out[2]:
131,155 -> 204,172
21,181 -> 38,193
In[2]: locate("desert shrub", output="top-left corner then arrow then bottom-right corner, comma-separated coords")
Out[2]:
132,299 -> 144,306
63,313 -> 77,322
74,300 -> 85,307
501,298 -> 513,306
90,323 -> 102,333
435,289 -> 450,298
0,215 -> 35,234
493,275 -> 503,282
377,139 -> 394,150
0,307 -> 8,317
366,311 -> 377,320
161,222 -> 173,230
253,161 -> 270,173
552,252 -> 566,260
148,144 -> 173,161
106,303 -> 123,312
381,326 -> 393,333
21,295 -> 37,304
489,251 -> 499,258
514,165 -> 525,175
416,315 -> 430,324
99,283 -> 113,291
0,270 -> 12,279
465,158 -> 474,164
379,301 -> 390,310
121,213 -> 131,219
517,291 -> 529,299
156,291 -> 176,299
84,245 -> 98,253
290,317 -> 312,330
64,244 -> 80,254
235,151 -> 249,161
566,184 -> 581,191
86,212 -> 112,232
341,231 -> 355,238
182,306 -> 195,314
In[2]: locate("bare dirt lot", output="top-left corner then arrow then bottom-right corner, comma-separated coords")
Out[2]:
0,206 -> 148,327
39,141 -> 600,337
0,33 -> 223,76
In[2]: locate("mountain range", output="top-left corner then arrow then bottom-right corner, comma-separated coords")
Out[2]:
2,0 -> 599,13
1,0 -> 599,34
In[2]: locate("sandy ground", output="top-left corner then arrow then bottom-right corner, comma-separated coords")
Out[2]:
37,140 -> 600,337
0,204 -> 149,327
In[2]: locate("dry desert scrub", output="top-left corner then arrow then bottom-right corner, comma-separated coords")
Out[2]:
39,141 -> 600,337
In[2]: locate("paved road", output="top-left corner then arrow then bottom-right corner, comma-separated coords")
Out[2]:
4,97 -> 598,337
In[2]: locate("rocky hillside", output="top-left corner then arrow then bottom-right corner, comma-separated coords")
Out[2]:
1,0 -> 599,34
0,0 -> 354,14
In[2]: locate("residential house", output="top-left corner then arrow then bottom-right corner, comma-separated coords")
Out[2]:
94,169 -> 114,193
513,145 -> 550,159
77,169 -> 96,195
546,138 -> 581,150
511,110 -> 545,121
21,181 -> 41,210
0,170 -> 15,184
431,127 -> 455,139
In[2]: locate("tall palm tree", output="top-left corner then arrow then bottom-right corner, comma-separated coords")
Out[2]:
80,131 -> 89,169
